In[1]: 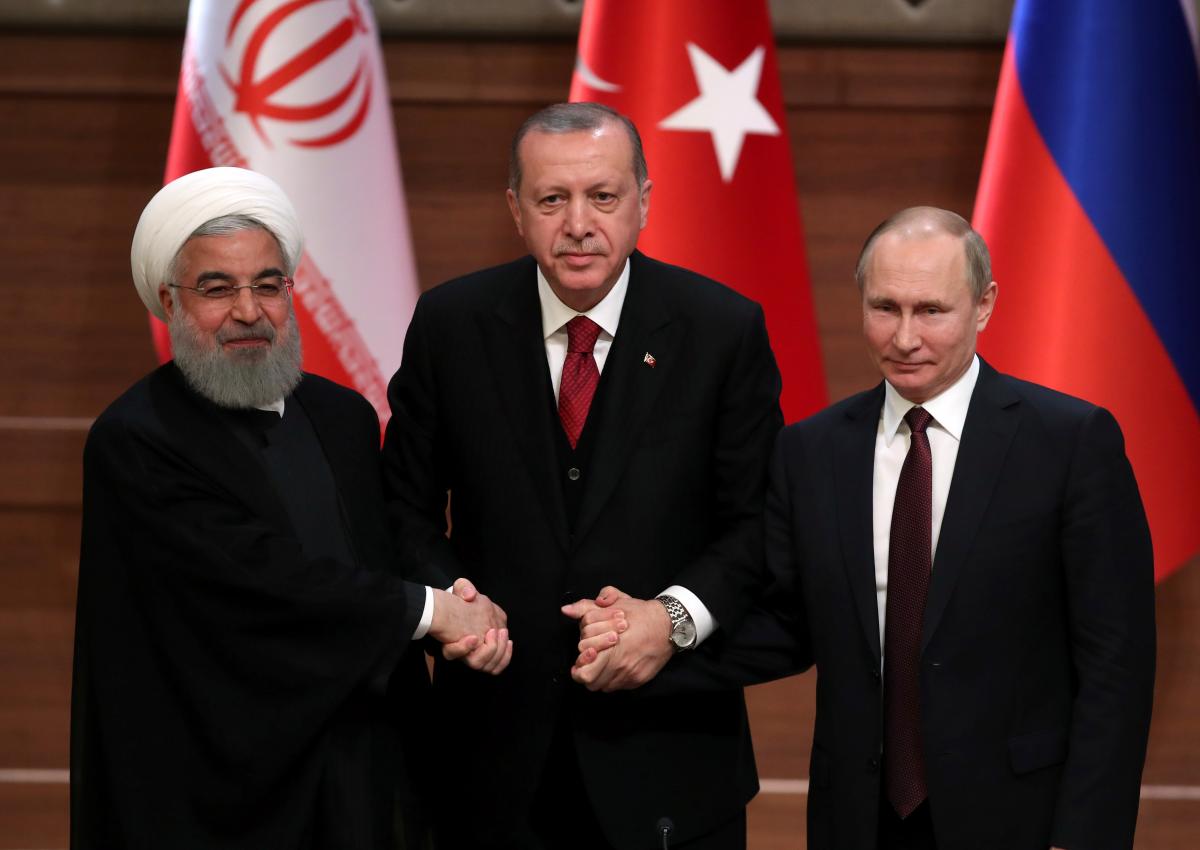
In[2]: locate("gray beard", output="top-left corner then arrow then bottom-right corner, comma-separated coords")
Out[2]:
169,307 -> 303,409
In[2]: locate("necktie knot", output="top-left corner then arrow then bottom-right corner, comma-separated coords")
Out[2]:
904,407 -> 933,435
566,316 -> 602,354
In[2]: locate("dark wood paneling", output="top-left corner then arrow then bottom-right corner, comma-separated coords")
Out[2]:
0,782 -> 69,850
1144,562 -> 1200,785
0,430 -> 87,507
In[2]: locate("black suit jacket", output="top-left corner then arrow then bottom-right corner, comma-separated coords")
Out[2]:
71,364 -> 429,850
755,360 -> 1154,850
382,251 -> 783,848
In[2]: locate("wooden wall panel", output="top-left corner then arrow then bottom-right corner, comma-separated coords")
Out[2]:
0,30 -> 1195,848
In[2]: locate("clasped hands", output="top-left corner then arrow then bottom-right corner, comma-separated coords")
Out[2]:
561,586 -> 674,692
428,578 -> 512,674
426,581 -> 675,686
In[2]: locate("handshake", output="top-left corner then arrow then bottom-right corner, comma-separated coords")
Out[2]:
428,579 -> 675,691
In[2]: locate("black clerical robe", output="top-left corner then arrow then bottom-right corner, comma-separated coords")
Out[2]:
71,363 -> 429,850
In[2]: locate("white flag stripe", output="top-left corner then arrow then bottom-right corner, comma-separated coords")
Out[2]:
179,0 -> 419,419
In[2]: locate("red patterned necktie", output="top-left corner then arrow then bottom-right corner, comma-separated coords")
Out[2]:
558,316 -> 602,449
884,406 -> 934,818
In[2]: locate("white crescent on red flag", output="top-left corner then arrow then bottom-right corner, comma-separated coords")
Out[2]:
158,0 -> 418,424
570,0 -> 827,421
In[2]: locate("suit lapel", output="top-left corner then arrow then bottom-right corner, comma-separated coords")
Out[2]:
572,253 -> 682,547
837,386 -> 887,666
481,261 -> 570,552
921,361 -> 1021,653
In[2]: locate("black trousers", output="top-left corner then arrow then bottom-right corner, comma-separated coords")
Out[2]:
437,711 -> 746,850
877,794 -> 936,850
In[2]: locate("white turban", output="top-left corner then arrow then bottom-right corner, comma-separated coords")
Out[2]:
130,167 -> 304,320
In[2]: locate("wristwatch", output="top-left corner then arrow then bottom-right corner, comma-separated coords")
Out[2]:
656,595 -> 697,651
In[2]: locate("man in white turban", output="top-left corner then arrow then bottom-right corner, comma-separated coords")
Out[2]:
71,167 -> 511,850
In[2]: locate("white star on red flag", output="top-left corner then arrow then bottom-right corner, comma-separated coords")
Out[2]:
569,0 -> 828,421
659,43 -> 780,182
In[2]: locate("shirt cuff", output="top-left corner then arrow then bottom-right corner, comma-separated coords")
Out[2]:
660,584 -> 717,646
412,585 -> 435,640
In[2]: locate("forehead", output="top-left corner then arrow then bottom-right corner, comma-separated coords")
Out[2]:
865,231 -> 969,298
517,124 -> 635,190
176,228 -> 284,275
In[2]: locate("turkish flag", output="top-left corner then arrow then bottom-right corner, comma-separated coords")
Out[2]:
570,0 -> 826,421
158,0 -> 419,424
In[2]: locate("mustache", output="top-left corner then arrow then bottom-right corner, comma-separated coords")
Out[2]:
216,319 -> 276,345
554,239 -> 607,257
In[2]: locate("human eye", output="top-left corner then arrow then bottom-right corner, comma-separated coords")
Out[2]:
540,194 -> 564,207
199,283 -> 235,299
593,191 -> 617,204
252,278 -> 285,298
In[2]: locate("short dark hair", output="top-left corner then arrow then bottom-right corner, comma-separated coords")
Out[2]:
855,206 -> 992,302
508,102 -> 648,194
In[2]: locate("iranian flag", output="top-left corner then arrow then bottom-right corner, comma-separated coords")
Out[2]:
569,0 -> 826,421
159,0 -> 418,423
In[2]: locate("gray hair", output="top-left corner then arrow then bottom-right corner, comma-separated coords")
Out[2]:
169,298 -> 303,409
508,102 -> 648,194
855,206 -> 992,302
168,214 -> 297,287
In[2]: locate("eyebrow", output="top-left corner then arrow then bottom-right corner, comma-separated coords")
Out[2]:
194,267 -> 286,284
866,296 -> 953,310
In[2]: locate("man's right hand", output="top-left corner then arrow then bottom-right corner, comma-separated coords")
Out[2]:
428,578 -> 512,674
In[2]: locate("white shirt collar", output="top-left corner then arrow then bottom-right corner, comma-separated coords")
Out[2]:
255,398 -> 285,416
881,355 -> 980,445
537,258 -> 630,340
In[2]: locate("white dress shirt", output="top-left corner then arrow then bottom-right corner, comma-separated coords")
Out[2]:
536,261 -> 717,644
872,355 -> 980,654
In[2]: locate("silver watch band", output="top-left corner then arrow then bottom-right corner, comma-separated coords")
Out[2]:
656,594 -> 696,650
658,594 -> 689,627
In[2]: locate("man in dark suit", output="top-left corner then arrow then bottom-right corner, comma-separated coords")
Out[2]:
72,167 -> 509,850
382,103 -> 783,848
751,207 -> 1155,849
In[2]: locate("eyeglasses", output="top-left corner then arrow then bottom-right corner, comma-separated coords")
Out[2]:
167,276 -> 294,301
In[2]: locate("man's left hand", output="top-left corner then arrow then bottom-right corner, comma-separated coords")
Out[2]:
561,586 -> 673,692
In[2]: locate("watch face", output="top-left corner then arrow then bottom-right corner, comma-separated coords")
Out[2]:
672,619 -> 697,649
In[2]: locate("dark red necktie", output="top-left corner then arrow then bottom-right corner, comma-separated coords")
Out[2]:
558,316 -> 602,449
884,406 -> 934,819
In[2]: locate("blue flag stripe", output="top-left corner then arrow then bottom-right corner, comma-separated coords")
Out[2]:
1013,0 -> 1200,409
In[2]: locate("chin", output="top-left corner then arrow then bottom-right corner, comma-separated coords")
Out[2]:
556,271 -> 606,292
885,373 -> 927,398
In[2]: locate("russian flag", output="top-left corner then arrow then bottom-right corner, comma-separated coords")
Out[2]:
974,0 -> 1200,581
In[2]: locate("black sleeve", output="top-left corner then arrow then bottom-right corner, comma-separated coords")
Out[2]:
382,296 -> 462,590
1051,407 -> 1156,850
669,302 -> 785,632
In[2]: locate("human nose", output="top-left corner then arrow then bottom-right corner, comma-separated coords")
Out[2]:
893,313 -> 921,352
228,285 -> 265,323
563,197 -> 594,240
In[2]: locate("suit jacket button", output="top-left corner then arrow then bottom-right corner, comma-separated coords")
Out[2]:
567,467 -> 581,481
872,669 -> 881,683
867,757 -> 879,772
